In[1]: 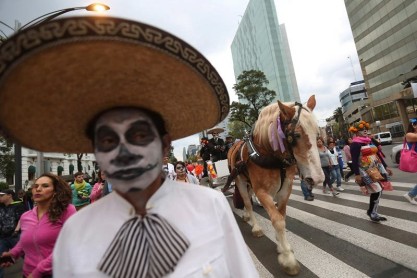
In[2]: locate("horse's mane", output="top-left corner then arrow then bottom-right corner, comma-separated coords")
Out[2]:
253,101 -> 318,153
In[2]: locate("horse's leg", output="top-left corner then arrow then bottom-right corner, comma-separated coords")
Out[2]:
274,179 -> 300,275
236,177 -> 263,237
272,179 -> 300,276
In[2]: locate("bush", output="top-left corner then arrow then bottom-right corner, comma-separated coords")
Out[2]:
0,181 -> 9,190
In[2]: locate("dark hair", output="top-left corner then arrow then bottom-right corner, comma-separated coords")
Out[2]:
174,161 -> 187,173
407,122 -> 415,133
86,106 -> 168,142
74,171 -> 84,178
97,170 -> 104,183
35,173 -> 72,223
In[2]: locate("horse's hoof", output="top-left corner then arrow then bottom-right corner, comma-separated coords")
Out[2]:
252,229 -> 264,237
243,216 -> 250,222
278,254 -> 300,276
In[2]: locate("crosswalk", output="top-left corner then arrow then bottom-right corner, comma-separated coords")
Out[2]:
223,180 -> 417,277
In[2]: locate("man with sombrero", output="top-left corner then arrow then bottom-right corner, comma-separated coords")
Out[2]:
207,126 -> 226,163
0,17 -> 257,277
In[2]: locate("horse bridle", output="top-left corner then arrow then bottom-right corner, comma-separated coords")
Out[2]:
284,102 -> 304,148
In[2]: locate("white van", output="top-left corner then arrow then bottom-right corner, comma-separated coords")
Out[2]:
374,131 -> 392,145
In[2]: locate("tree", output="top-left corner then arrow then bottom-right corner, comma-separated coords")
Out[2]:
227,120 -> 246,140
0,136 -> 15,184
230,70 -> 277,128
333,107 -> 348,138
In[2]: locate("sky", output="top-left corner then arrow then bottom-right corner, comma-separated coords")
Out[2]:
0,0 -> 363,161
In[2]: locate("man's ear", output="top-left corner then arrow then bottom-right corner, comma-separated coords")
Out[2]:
161,134 -> 172,157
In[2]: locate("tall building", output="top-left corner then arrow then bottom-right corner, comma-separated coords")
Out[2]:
339,80 -> 369,124
231,0 -> 300,103
344,0 -> 417,137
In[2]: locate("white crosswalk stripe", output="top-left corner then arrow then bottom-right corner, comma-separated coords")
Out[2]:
223,180 -> 417,277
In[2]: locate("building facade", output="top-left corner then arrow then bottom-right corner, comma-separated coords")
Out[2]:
339,80 -> 370,125
1,146 -> 96,190
231,0 -> 300,103
344,0 -> 417,137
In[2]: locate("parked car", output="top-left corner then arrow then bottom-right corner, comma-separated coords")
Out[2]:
374,131 -> 392,145
391,144 -> 402,164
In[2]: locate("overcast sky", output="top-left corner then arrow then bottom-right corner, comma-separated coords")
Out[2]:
0,0 -> 362,160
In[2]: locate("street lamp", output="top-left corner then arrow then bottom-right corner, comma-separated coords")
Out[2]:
19,3 -> 110,30
7,3 -> 110,192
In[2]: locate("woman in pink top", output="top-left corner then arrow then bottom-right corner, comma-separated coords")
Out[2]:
343,138 -> 354,182
90,170 -> 106,203
0,173 -> 76,278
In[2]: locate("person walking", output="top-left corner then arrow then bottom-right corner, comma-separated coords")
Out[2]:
403,118 -> 417,205
70,172 -> 92,211
173,161 -> 200,185
327,140 -> 344,192
198,137 -> 212,178
90,170 -> 112,203
162,156 -> 176,180
343,138 -> 354,182
207,127 -> 225,163
317,138 -> 339,196
349,121 -> 392,223
0,173 -> 76,278
0,190 -> 26,278
0,16 -> 258,277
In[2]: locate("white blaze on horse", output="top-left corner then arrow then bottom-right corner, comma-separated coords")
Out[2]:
225,95 -> 324,276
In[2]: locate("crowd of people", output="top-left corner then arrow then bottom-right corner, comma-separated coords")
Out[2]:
299,119 -> 417,223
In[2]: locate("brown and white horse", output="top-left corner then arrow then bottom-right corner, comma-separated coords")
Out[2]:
226,95 -> 324,275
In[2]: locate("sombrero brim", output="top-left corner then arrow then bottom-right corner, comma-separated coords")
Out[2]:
207,127 -> 225,134
0,17 -> 229,153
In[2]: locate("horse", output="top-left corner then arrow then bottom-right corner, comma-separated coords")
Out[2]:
225,95 -> 324,276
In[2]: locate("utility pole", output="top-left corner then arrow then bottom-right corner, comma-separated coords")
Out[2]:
347,56 -> 357,82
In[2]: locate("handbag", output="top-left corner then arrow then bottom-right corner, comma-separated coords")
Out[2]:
379,180 -> 393,191
366,167 -> 384,182
399,140 -> 417,173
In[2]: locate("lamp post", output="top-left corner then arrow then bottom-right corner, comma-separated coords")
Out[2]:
19,3 -> 110,30
4,3 -> 110,191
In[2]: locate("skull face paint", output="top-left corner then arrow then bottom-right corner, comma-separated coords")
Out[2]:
94,109 -> 163,192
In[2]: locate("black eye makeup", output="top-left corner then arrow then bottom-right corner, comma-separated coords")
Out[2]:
95,126 -> 120,152
125,121 -> 156,146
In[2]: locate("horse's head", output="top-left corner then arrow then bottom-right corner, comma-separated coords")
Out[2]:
278,95 -> 324,186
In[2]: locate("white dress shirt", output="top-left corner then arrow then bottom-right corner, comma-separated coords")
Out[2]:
53,179 -> 258,277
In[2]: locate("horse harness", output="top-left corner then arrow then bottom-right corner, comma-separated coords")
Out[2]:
224,102 -> 306,192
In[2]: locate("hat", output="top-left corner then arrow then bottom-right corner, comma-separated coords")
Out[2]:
410,118 -> 417,124
0,189 -> 15,195
207,127 -> 225,134
0,17 -> 229,153
348,120 -> 370,133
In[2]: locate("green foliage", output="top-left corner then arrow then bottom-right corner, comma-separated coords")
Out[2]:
228,121 -> 246,140
0,136 -> 15,182
187,154 -> 198,163
230,70 -> 276,128
0,181 -> 9,190
168,146 -> 177,163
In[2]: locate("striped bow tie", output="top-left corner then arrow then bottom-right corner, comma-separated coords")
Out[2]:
98,213 -> 189,278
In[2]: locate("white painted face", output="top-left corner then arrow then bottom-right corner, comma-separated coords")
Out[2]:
93,109 -> 163,193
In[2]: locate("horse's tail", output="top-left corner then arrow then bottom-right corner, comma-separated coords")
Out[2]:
222,141 -> 247,192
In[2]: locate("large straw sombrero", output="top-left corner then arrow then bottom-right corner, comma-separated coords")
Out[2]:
0,16 -> 229,153
207,126 -> 225,134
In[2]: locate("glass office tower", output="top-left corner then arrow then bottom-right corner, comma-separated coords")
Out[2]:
231,0 -> 300,103
345,0 -> 417,136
